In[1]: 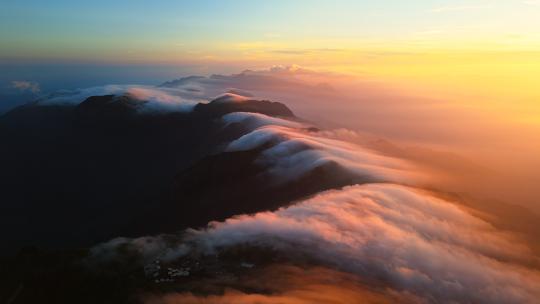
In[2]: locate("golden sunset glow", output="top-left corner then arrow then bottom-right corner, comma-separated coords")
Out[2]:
2,2 -> 540,303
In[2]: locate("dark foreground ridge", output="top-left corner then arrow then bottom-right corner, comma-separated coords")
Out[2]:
2,93 -> 540,304
0,93 -> 362,303
0,94 -> 339,252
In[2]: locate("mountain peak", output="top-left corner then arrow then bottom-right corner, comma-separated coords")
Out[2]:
77,94 -> 146,116
194,97 -> 295,118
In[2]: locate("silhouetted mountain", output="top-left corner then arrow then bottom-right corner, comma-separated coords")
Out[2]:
127,147 -> 359,236
0,92 -> 361,303
0,94 -> 324,253
3,91 -> 540,304
193,96 -> 294,118
77,94 -> 146,116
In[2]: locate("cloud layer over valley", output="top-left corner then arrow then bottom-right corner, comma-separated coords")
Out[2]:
95,182 -> 540,303
6,66 -> 539,303
35,84 -> 201,113
86,96 -> 540,303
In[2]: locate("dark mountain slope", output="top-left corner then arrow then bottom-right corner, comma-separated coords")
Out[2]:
0,93 -> 361,303
193,98 -> 294,118
0,94 -> 337,252
0,95 -> 295,251
127,147 -> 360,236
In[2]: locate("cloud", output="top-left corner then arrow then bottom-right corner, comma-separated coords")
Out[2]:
210,92 -> 251,104
36,85 -> 200,113
11,80 -> 40,93
127,87 -> 198,113
165,66 -> 540,213
222,112 -> 306,129
4,65 -> 540,304
96,183 -> 540,303
225,124 -> 421,184
83,81 -> 540,303
271,48 -> 345,55
271,49 -> 311,55
187,183 -> 540,303
30,65 -> 332,115
245,64 -> 327,77
162,64 -> 340,90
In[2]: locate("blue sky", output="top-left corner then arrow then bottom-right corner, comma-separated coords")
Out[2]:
2,0 -> 539,63
1,0 -> 539,116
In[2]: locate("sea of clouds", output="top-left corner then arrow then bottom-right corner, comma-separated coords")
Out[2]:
20,65 -> 539,303
90,105 -> 540,303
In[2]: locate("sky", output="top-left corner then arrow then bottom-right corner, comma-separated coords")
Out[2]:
2,0 -> 540,119
1,1 -> 539,138
2,0 -> 540,63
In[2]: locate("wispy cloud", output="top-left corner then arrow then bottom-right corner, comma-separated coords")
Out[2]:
11,81 -> 41,94
271,49 -> 311,55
